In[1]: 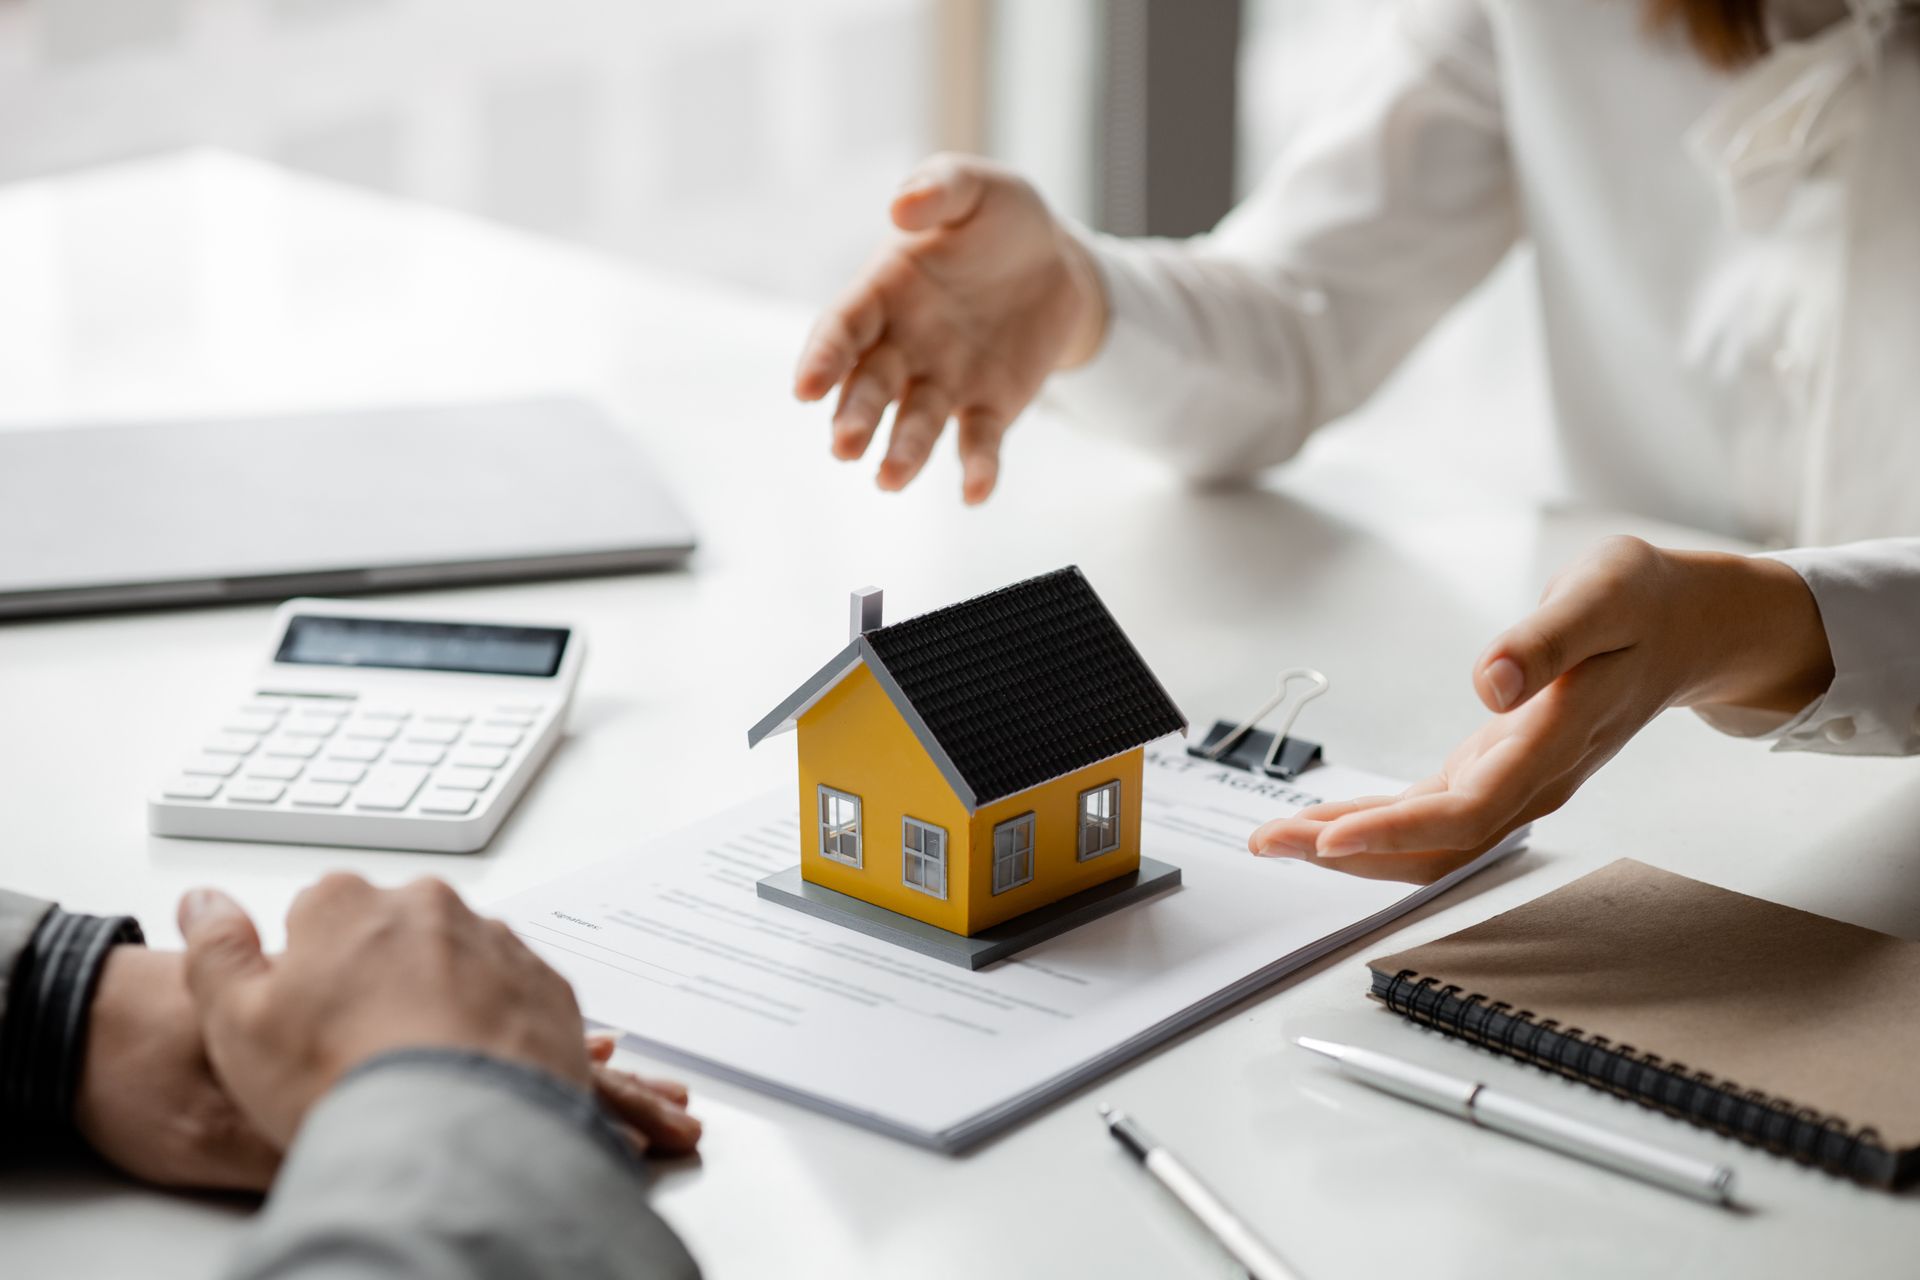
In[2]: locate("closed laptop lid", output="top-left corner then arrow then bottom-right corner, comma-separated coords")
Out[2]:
0,397 -> 696,617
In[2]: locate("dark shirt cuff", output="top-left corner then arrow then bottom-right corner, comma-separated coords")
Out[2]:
0,908 -> 143,1142
341,1046 -> 644,1176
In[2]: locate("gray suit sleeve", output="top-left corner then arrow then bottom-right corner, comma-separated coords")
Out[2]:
224,1049 -> 701,1280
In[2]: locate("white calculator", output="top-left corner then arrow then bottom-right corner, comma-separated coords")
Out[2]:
148,598 -> 583,853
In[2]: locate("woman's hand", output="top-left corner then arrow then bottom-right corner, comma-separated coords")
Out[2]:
1249,536 -> 1835,883
792,153 -> 1106,504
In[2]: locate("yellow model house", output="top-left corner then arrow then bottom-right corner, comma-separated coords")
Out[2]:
747,567 -> 1186,943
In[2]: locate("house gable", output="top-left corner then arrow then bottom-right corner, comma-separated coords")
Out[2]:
748,639 -> 981,810
795,663 -> 972,934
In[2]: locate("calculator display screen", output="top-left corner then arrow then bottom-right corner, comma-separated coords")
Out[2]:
275,615 -> 569,678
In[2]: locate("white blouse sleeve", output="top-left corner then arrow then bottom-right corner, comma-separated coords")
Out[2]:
1041,0 -> 1518,481
1694,540 -> 1920,755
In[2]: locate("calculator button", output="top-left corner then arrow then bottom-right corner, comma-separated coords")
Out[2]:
389,742 -> 446,767
291,703 -> 350,720
264,738 -> 322,760
327,740 -> 385,763
405,724 -> 461,746
419,790 -> 477,815
345,720 -> 402,742
434,767 -> 494,792
183,753 -> 242,778
421,713 -> 471,726
223,714 -> 278,735
467,728 -> 523,748
496,703 -> 544,715
246,759 -> 304,781
307,761 -> 368,785
449,747 -> 509,770
282,719 -> 337,739
352,767 -> 429,811
483,714 -> 535,729
226,780 -> 286,804
289,783 -> 351,809
162,776 -> 222,800
204,734 -> 258,756
239,701 -> 291,719
359,707 -> 412,722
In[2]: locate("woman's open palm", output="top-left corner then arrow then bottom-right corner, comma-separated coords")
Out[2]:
1246,537 -> 1834,883
792,153 -> 1104,503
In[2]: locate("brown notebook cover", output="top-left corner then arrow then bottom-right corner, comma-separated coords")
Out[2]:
1367,858 -> 1920,1187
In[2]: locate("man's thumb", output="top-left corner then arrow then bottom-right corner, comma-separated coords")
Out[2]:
178,887 -> 268,1009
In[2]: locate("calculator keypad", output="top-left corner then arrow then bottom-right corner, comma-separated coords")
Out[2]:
289,783 -> 350,809
160,696 -> 548,820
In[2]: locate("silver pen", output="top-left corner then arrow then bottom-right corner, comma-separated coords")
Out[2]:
1294,1037 -> 1736,1204
1099,1104 -> 1302,1280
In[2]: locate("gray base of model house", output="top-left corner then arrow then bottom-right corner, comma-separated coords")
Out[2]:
755,857 -> 1183,970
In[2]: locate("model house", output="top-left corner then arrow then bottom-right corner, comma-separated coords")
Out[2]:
747,567 -> 1186,938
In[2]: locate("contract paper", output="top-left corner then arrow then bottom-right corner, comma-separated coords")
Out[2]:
497,739 -> 1524,1151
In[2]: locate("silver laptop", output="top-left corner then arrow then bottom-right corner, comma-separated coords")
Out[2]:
0,398 -> 696,618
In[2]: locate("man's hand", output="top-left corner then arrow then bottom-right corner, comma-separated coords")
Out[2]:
74,947 -> 280,1191
1249,537 -> 1835,883
586,1033 -> 701,1158
178,875 -> 598,1149
793,152 -> 1106,504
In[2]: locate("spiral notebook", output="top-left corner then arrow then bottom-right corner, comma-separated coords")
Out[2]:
1367,859 -> 1920,1188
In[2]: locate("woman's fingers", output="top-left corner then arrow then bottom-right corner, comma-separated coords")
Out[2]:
795,282 -> 887,402
890,154 -> 989,233
955,408 -> 1007,504
1317,737 -> 1538,858
587,1033 -> 616,1064
1316,675 -> 1609,859
832,343 -> 910,460
877,380 -> 953,490
1249,794 -> 1399,856
1314,790 -> 1516,860
1249,779 -> 1465,856
1249,818 -> 1324,857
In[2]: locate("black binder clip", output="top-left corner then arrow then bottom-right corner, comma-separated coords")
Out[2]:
1187,668 -> 1329,780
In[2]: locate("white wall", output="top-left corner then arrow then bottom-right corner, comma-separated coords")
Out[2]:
0,0 -> 940,301
984,0 -> 1099,227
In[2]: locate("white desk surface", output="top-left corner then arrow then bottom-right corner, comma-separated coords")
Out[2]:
1,152 -> 1914,1279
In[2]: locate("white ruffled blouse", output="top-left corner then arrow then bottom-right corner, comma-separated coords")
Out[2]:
1047,0 -> 1920,755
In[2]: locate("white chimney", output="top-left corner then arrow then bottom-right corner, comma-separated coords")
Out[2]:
849,586 -> 883,641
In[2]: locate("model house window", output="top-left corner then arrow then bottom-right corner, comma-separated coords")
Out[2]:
1078,781 -> 1122,860
992,813 -> 1035,894
902,817 -> 947,899
817,785 -> 862,867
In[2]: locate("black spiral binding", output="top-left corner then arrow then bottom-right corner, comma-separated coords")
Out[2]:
1376,968 -> 1891,1185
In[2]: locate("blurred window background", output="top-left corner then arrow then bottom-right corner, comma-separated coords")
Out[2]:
0,0 -> 1382,301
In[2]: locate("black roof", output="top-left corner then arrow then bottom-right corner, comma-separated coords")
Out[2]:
862,566 -> 1185,806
